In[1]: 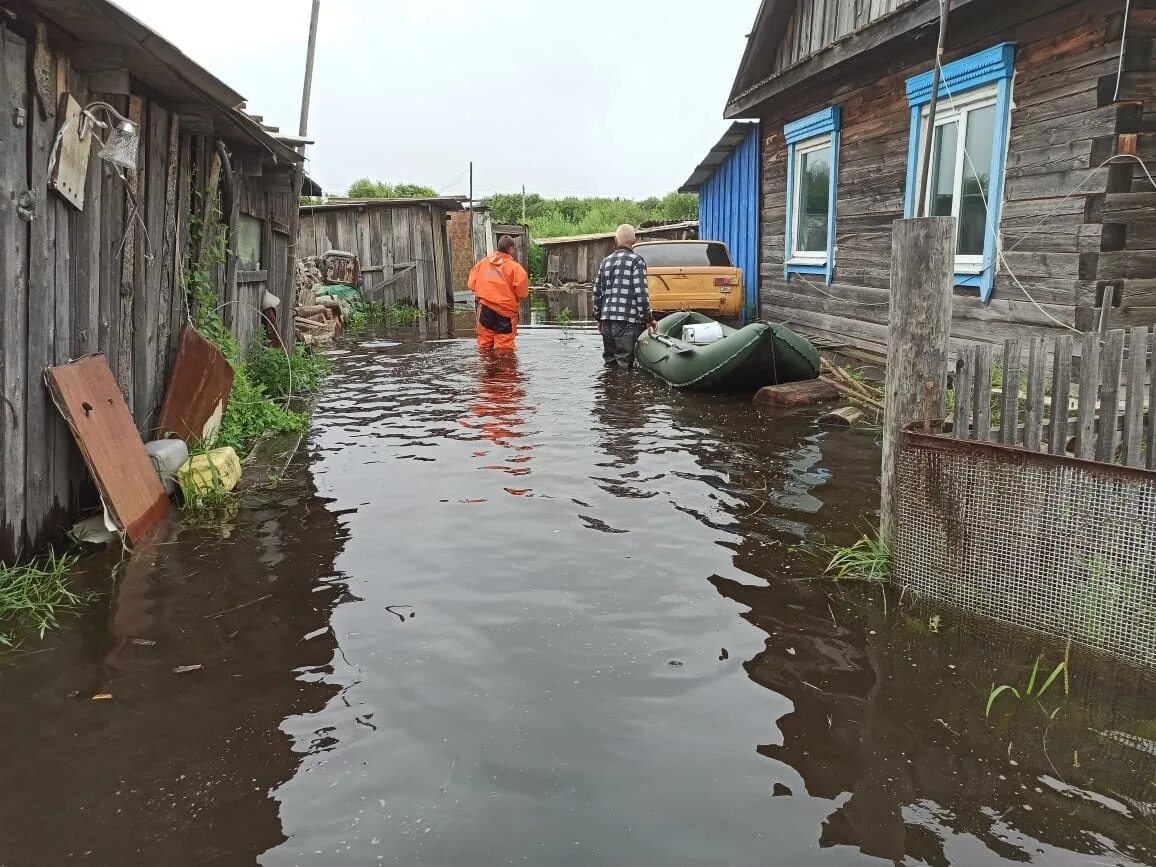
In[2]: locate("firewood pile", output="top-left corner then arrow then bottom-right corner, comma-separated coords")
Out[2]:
294,251 -> 362,345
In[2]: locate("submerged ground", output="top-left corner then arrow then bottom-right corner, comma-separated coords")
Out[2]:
0,329 -> 1152,866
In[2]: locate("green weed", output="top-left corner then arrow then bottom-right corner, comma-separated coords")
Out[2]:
347,301 -> 425,329
985,655 -> 1069,719
179,449 -> 240,528
247,342 -> 331,399
0,552 -> 90,647
216,366 -> 306,456
821,530 -> 891,583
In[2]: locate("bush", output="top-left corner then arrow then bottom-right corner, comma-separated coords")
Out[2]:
217,365 -> 307,455
247,342 -> 332,399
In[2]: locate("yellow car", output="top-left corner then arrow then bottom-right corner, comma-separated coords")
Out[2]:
634,240 -> 743,320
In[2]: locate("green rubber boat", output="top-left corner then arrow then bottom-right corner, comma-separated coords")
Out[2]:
635,311 -> 820,391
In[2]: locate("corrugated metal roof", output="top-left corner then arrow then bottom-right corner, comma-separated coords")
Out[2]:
679,123 -> 759,193
536,221 -> 699,247
300,196 -> 468,213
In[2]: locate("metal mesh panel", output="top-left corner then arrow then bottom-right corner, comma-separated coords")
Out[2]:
895,434 -> 1156,668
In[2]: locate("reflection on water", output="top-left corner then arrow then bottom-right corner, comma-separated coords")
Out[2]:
0,330 -> 1151,866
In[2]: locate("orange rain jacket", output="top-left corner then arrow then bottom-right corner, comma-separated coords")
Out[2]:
468,251 -> 530,319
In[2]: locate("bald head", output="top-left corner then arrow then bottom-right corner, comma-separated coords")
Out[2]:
615,224 -> 637,248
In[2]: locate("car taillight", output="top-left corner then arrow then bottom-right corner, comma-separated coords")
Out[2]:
713,276 -> 738,286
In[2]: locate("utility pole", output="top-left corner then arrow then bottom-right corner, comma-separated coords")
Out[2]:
521,185 -> 526,223
916,0 -> 949,217
468,161 -> 475,258
299,0 -> 321,139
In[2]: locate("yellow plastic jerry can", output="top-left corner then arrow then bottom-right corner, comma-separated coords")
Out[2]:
178,446 -> 242,495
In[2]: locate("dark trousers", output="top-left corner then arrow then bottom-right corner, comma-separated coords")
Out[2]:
601,320 -> 644,369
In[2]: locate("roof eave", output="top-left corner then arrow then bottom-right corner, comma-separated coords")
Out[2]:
679,121 -> 758,193
724,0 -> 973,119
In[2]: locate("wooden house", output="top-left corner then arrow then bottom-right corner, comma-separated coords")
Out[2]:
297,197 -> 463,333
537,221 -> 699,284
727,0 -> 1156,355
1,0 -> 307,561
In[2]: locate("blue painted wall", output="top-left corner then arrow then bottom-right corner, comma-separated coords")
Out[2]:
698,124 -> 760,322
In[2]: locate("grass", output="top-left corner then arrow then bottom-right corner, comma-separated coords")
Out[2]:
0,552 -> 89,648
215,366 -> 306,456
347,301 -> 426,329
247,342 -> 332,400
821,529 -> 891,583
985,654 -> 1069,719
179,450 -> 240,529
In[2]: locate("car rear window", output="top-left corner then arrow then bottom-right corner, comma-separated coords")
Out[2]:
636,242 -> 732,268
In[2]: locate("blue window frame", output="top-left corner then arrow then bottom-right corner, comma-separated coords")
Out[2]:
784,107 -> 840,285
904,43 -> 1017,302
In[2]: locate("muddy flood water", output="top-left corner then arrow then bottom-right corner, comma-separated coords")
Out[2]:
1,329 -> 1154,866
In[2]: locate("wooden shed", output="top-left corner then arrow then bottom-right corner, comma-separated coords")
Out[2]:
493,223 -> 531,271
536,221 -> 699,284
727,0 -> 1156,355
0,0 -> 307,561
448,208 -> 492,294
298,197 -> 463,334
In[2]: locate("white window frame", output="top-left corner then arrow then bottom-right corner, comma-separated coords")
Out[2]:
917,83 -> 998,276
788,134 -> 834,265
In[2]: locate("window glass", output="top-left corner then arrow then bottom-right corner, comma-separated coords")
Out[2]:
796,144 -> 831,254
929,121 -> 958,219
960,103 -> 995,256
236,214 -> 263,271
635,242 -> 732,267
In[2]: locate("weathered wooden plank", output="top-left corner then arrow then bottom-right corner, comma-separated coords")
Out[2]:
953,345 -> 973,439
118,94 -> 143,410
1024,337 -> 1046,451
0,26 -> 30,559
170,132 -> 191,362
1122,326 -> 1148,467
133,101 -> 168,430
1000,339 -> 1022,445
1096,329 -> 1125,462
1048,334 -> 1073,455
1076,331 -> 1101,460
53,157 -> 74,520
71,81 -> 100,359
25,44 -> 57,550
1149,329 -> 1156,470
973,343 -> 993,441
157,112 -> 180,388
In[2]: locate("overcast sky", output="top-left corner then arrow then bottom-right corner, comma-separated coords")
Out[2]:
113,0 -> 755,200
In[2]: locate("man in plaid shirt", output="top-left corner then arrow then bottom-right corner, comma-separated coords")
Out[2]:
594,224 -> 656,369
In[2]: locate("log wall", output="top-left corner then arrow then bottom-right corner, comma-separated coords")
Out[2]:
756,0 -> 1156,355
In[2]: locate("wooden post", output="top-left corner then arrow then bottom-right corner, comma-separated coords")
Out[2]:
881,217 -> 955,544
916,0 -> 951,216
298,0 -> 321,139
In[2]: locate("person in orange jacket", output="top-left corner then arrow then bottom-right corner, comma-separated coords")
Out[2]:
468,235 -> 530,351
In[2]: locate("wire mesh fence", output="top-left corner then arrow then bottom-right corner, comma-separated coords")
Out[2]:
894,431 -> 1156,668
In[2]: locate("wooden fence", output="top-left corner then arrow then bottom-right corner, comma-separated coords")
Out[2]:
948,327 -> 1156,469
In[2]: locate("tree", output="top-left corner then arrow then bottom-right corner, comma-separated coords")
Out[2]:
346,179 -> 437,199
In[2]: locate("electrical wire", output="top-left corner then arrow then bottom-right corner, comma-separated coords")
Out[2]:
1114,0 -> 1133,103
212,299 -> 296,412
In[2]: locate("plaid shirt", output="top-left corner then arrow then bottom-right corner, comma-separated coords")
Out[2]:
593,247 -> 651,323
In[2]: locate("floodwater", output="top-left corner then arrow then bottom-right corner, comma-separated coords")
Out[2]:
0,329 -> 1153,866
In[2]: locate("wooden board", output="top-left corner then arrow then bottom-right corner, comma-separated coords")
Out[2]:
1,25 -> 30,559
49,93 -> 92,210
157,326 -> 234,447
44,354 -> 169,544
